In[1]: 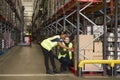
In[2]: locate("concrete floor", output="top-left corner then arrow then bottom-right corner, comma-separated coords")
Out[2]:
0,43 -> 120,80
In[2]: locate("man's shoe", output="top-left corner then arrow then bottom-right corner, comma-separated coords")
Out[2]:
53,69 -> 59,73
46,70 -> 53,74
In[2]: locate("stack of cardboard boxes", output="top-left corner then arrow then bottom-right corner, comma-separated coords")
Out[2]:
74,35 -> 103,71
93,41 -> 103,60
79,35 -> 93,60
88,41 -> 103,71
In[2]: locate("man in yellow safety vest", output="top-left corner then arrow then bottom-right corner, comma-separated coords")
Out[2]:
58,36 -> 73,72
40,31 -> 73,74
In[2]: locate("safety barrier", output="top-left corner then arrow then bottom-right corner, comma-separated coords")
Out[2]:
78,60 -> 120,68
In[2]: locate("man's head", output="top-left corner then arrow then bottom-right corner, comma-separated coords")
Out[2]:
64,36 -> 70,43
60,31 -> 68,39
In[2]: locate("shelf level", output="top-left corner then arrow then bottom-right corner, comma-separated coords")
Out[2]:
77,0 -> 102,2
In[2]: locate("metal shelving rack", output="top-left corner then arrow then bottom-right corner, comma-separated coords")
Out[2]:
0,0 -> 22,54
33,0 -> 120,77
103,0 -> 120,76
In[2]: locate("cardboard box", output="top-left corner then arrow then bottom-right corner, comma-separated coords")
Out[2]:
79,35 -> 93,50
93,25 -> 103,35
73,35 -> 94,70
85,49 -> 93,59
94,41 -> 103,53
79,49 -> 93,60
92,52 -> 103,60
81,52 -> 103,71
74,49 -> 93,69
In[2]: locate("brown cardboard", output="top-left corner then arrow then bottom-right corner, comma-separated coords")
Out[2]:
92,52 -> 103,60
79,35 -> 93,50
94,41 -> 103,53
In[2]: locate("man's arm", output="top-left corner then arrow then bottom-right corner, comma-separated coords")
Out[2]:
58,42 -> 72,50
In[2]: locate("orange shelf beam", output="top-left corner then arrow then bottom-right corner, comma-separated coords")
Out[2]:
51,0 -> 103,22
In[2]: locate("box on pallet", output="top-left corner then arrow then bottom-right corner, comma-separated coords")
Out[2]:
79,49 -> 94,71
94,41 -> 102,53
79,35 -> 93,50
84,49 -> 93,59
92,52 -> 103,60
79,50 -> 103,71
73,35 -> 94,61
73,35 -> 93,49
73,35 -> 94,70
79,49 -> 93,60
83,52 -> 103,71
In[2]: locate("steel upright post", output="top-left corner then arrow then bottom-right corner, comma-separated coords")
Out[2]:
103,0 -> 107,76
76,2 -> 80,77
20,6 -> 24,43
64,14 -> 66,30
114,0 -> 118,76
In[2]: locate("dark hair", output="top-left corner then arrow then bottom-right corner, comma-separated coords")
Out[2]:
60,30 -> 68,35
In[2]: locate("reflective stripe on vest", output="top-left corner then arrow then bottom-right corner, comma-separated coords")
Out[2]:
68,43 -> 73,60
58,42 -> 73,59
41,35 -> 60,51
58,53 -> 66,59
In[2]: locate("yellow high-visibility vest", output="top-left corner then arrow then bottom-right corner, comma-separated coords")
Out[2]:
58,42 -> 73,60
41,35 -> 60,51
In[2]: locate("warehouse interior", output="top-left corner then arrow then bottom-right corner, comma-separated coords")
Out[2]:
0,0 -> 120,80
